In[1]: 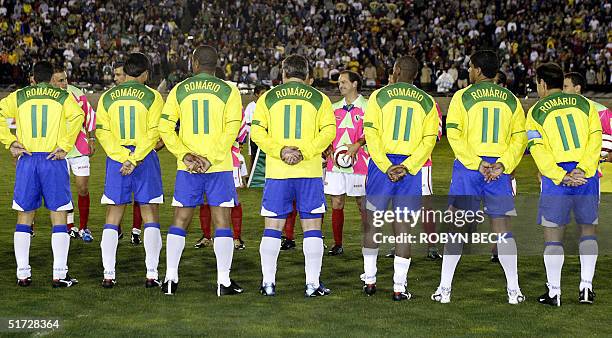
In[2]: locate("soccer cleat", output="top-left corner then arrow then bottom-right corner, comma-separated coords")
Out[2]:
431,286 -> 451,303
490,254 -> 499,263
131,229 -> 141,245
217,279 -> 244,296
145,279 -> 161,288
426,247 -> 442,260
30,230 -> 35,238
118,230 -> 124,240
385,247 -> 395,258
102,279 -> 116,289
537,285 -> 561,307
69,226 -> 81,239
17,277 -> 32,287
194,236 -> 213,249
80,229 -> 94,243
392,291 -> 412,301
508,289 -> 525,304
328,245 -> 344,256
162,280 -> 178,295
305,282 -> 331,297
280,237 -> 296,251
579,288 -> 595,304
259,282 -> 276,296
363,283 -> 377,296
52,274 -> 78,288
234,238 -> 246,250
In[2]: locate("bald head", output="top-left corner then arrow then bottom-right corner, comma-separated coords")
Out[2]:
393,56 -> 419,83
192,45 -> 218,74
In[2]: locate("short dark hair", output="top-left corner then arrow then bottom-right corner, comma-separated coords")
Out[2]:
470,50 -> 499,79
395,55 -> 419,82
32,61 -> 54,83
215,66 -> 225,80
339,70 -> 362,91
193,45 -> 218,71
254,84 -> 269,94
282,54 -> 309,80
123,53 -> 150,77
52,63 -> 65,74
536,63 -> 564,90
564,72 -> 586,90
496,71 -> 507,86
113,61 -> 124,69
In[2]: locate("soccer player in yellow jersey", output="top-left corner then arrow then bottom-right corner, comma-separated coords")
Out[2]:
0,61 -> 84,288
363,56 -> 440,301
96,53 -> 164,289
158,45 -> 244,296
432,51 -> 527,305
527,64 -> 602,306
251,55 -> 336,297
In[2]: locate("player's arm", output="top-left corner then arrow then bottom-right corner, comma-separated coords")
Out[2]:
576,104 -> 603,177
497,103 -> 527,173
0,93 -> 18,148
364,91 -> 392,172
299,96 -> 336,160
132,92 -> 163,162
58,94 -> 85,153
250,95 -> 285,160
209,87 -> 242,165
446,94 -> 482,170
95,94 -> 132,163
158,87 -> 192,161
525,109 -> 567,185
401,103 -> 441,174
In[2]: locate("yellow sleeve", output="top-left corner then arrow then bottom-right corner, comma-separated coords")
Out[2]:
58,94 -> 85,153
158,87 -> 192,161
401,102 -> 441,174
250,94 -> 285,160
446,93 -> 482,170
577,104 -> 603,177
132,91 -> 163,162
364,91 -> 393,173
0,92 -> 17,148
299,95 -> 336,160
95,94 -> 131,163
497,103 -> 527,173
209,86 -> 242,165
526,108 -> 567,185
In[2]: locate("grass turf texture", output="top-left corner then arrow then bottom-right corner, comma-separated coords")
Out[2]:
0,138 -> 611,337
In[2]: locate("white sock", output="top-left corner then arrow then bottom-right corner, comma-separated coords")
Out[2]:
440,241 -> 463,289
51,225 -> 70,280
498,234 -> 519,291
100,225 -> 119,280
579,237 -> 598,290
393,256 -> 411,292
214,229 -> 234,286
544,243 -> 564,297
143,224 -> 162,280
303,231 -> 324,287
260,230 -> 282,284
164,226 -> 186,282
14,224 -> 31,279
362,247 -> 378,284
67,211 -> 74,226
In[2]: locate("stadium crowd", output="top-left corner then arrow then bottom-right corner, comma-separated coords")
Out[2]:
0,0 -> 610,94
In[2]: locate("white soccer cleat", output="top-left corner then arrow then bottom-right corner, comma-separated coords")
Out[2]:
507,288 -> 525,305
431,286 -> 451,303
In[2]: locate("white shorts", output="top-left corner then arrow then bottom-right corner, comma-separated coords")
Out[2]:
233,162 -> 248,188
324,171 -> 366,197
421,166 -> 433,196
66,156 -> 90,177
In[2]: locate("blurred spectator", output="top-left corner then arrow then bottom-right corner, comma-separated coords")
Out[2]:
436,69 -> 454,93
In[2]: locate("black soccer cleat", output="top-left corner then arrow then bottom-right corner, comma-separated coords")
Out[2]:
52,274 -> 78,288
102,279 -> 116,289
328,245 -> 344,256
162,280 -> 178,295
305,282 -> 331,297
426,247 -> 442,261
363,283 -> 377,296
218,279 -> 244,296
145,278 -> 161,288
118,231 -> 124,240
260,282 -> 276,296
579,288 -> 595,304
17,277 -> 32,287
392,291 -> 412,301
131,230 -> 141,245
69,227 -> 80,239
538,286 -> 561,307
280,237 -> 296,251
490,254 -> 499,263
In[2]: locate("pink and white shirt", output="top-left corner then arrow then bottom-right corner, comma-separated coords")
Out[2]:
423,102 -> 444,167
66,84 -> 95,158
231,110 -> 249,168
326,95 -> 369,175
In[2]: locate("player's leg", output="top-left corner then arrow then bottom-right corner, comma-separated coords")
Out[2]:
139,204 -> 162,287
575,175 -> 600,303
131,202 -> 143,245
194,204 -> 212,248
163,206 -> 195,294
100,205 -> 126,287
329,194 -> 345,255
65,159 -> 78,239
15,211 -> 35,286
231,203 -> 245,250
280,201 -> 297,250
49,210 -> 77,287
421,166 -> 441,260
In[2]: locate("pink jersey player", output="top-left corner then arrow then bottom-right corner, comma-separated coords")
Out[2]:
326,95 -> 369,175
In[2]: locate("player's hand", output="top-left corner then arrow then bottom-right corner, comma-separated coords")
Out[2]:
478,160 -> 492,178
344,143 -> 361,162
561,172 -> 587,187
193,155 -> 212,173
183,153 -> 207,173
486,162 -> 505,182
386,164 -> 408,182
323,144 -> 333,159
47,148 -> 67,160
88,139 -> 96,156
607,152 -> 612,163
281,146 -> 303,165
154,139 -> 165,152
120,161 -> 136,176
9,141 -> 30,158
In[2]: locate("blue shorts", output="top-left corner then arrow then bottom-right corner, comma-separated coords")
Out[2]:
538,162 -> 599,227
102,147 -> 163,205
448,156 -> 516,218
365,154 -> 422,212
13,153 -> 73,212
261,178 -> 326,219
172,170 -> 237,208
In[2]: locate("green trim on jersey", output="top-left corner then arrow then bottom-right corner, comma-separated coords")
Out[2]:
530,92 -> 591,126
175,73 -> 232,105
375,82 -> 433,113
16,83 -> 69,106
102,81 -> 156,111
461,82 -> 517,113
264,82 -> 323,110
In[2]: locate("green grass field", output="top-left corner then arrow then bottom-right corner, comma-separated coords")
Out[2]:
0,139 -> 611,337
